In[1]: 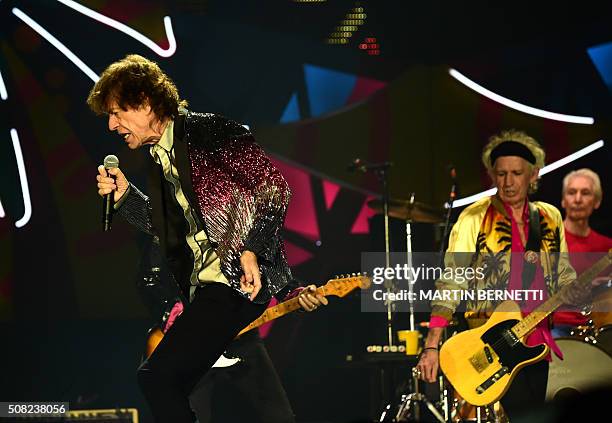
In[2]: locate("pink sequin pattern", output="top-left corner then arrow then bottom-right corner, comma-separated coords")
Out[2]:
185,113 -> 292,302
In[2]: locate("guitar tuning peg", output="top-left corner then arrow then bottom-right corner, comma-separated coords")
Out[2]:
351,273 -> 356,277
334,275 -> 338,279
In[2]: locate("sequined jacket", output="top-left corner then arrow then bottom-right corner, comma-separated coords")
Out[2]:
117,111 -> 293,304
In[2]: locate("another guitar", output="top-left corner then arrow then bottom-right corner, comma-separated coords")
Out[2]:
439,252 -> 611,406
145,274 -> 371,367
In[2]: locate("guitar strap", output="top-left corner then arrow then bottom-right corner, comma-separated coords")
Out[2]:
521,203 -> 542,290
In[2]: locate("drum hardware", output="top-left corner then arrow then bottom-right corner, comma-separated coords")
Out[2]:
406,193 -> 416,333
569,320 -> 599,344
450,394 -> 503,423
367,195 -> 444,334
367,198 -> 445,224
379,322 -> 507,423
595,324 -> 611,355
379,367 -> 446,423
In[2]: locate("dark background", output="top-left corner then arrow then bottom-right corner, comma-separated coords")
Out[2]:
0,1 -> 610,422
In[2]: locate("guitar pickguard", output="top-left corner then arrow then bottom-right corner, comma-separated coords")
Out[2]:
479,319 -> 545,373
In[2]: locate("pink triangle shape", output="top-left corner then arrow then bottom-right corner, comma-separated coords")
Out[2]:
322,179 -> 341,210
350,196 -> 377,234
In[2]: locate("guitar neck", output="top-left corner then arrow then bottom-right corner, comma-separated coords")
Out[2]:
512,253 -> 611,338
237,286 -> 329,337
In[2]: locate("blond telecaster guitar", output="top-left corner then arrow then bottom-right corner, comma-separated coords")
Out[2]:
145,274 -> 372,367
440,252 -> 611,406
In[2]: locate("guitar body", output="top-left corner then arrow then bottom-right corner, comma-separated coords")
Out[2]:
440,301 -> 549,406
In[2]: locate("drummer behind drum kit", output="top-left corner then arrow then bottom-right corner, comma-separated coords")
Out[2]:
364,196 -> 612,422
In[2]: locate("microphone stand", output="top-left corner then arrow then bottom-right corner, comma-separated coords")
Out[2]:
439,170 -> 457,267
349,159 -> 394,346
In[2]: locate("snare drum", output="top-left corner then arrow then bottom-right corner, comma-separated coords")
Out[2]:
547,337 -> 612,400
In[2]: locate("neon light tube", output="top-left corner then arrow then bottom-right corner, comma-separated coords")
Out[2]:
0,69 -> 7,100
11,129 -> 32,228
56,0 -> 176,57
12,8 -> 100,82
449,68 -> 594,125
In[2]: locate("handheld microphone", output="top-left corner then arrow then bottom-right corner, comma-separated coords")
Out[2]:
103,154 -> 119,232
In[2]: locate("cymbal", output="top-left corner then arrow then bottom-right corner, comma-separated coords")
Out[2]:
367,198 -> 444,223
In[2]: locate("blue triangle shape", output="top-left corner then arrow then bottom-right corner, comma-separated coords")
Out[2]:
280,92 -> 300,123
304,64 -> 357,118
588,42 -> 612,92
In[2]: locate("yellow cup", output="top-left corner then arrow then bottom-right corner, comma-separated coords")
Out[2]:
397,330 -> 422,355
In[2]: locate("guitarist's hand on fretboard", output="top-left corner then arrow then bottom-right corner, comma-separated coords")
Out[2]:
297,285 -> 329,312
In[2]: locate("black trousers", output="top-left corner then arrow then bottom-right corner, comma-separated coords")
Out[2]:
137,283 -> 266,423
189,331 -> 296,423
500,359 -> 549,421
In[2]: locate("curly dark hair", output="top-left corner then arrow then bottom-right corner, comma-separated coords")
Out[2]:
87,54 -> 187,120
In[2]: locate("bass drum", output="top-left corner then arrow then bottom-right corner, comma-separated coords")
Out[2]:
546,337 -> 612,400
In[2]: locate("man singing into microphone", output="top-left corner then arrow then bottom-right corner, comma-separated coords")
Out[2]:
90,54 -> 325,422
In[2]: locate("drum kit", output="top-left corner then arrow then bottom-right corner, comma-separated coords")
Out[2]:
547,286 -> 612,401
365,191 -> 612,422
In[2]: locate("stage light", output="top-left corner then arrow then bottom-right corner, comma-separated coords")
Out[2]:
56,0 -> 176,57
449,68 -> 595,125
359,36 -> 379,56
450,140 -> 606,208
327,4 -> 367,45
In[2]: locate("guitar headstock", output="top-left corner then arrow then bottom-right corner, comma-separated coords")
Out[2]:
323,273 -> 372,297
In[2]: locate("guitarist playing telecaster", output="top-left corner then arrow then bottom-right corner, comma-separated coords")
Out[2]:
416,131 -> 599,420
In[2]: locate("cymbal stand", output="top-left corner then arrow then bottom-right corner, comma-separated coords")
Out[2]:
439,371 -> 450,422
375,164 -> 394,347
383,367 -> 445,422
405,193 -> 415,332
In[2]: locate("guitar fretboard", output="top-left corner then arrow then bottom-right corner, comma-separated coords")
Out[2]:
512,253 -> 611,338
237,286 -> 330,336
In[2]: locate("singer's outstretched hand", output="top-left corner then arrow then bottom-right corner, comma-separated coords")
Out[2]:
97,165 -> 129,202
